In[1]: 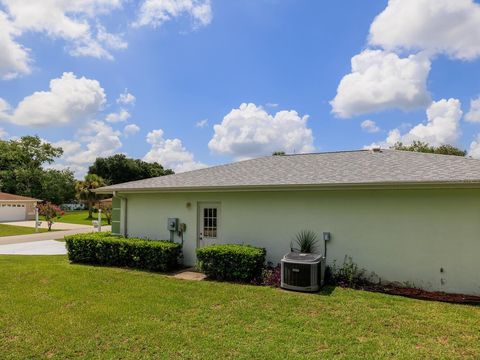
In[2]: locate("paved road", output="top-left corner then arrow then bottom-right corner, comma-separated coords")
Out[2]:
0,226 -> 111,245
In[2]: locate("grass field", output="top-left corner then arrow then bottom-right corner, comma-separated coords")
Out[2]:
0,256 -> 479,359
0,224 -> 48,237
52,210 -> 108,226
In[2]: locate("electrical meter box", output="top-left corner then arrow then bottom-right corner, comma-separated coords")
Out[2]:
167,218 -> 178,231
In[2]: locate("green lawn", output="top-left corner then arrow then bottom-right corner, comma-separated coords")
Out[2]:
0,256 -> 479,359
52,210 -> 108,226
0,224 -> 48,237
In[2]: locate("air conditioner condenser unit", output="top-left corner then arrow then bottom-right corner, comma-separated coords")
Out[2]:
281,252 -> 325,292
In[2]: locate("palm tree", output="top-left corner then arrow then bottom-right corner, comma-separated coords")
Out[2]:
75,174 -> 106,219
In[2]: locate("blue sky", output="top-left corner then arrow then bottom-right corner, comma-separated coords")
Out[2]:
0,0 -> 480,177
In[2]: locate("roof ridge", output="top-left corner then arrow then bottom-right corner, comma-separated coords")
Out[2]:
283,149 -> 371,156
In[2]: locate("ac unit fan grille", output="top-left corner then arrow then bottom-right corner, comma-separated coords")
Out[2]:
283,262 -> 315,287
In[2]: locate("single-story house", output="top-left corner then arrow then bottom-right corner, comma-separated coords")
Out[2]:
97,149 -> 480,295
0,192 -> 38,221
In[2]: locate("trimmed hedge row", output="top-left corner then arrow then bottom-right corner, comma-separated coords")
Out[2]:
196,244 -> 266,282
65,232 -> 181,272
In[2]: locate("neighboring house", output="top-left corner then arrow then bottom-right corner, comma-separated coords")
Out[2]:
98,198 -> 112,206
0,192 -> 38,221
97,150 -> 480,295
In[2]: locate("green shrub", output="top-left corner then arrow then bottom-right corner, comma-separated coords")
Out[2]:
327,255 -> 368,288
196,244 -> 266,282
65,232 -> 181,272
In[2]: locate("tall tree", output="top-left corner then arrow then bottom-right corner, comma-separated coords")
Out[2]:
75,174 -> 106,219
0,136 -> 63,198
391,141 -> 466,157
40,169 -> 76,204
88,154 -> 173,185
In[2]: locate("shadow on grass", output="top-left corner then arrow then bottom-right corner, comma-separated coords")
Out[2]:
316,285 -> 336,296
278,285 -> 336,296
66,260 -> 182,277
65,260 -> 337,296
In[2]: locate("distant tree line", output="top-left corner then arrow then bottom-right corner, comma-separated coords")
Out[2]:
391,141 -> 466,157
0,136 -> 174,213
0,136 -> 76,204
87,153 -> 173,185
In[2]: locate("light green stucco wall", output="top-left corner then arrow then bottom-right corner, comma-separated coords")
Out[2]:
120,188 -> 480,295
111,197 -> 121,235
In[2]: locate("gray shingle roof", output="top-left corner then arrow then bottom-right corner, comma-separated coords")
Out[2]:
97,150 -> 480,192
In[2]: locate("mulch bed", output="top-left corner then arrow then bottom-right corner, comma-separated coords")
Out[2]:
358,284 -> 480,305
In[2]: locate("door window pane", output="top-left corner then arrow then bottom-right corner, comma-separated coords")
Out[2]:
203,207 -> 218,239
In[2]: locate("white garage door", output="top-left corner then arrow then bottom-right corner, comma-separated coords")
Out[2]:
0,204 -> 26,221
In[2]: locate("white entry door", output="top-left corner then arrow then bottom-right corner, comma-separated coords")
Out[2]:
198,203 -> 220,247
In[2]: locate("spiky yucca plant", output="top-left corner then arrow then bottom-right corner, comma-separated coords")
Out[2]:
293,230 -> 318,253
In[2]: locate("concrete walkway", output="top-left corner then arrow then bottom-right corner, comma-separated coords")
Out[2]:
0,226 -> 111,245
0,220 -> 90,230
0,240 -> 66,255
170,268 -> 206,281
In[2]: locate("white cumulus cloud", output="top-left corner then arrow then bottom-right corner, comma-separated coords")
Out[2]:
134,0 -> 212,28
330,50 -> 431,118
369,99 -> 462,148
95,24 -> 128,51
0,72 -> 105,126
117,89 -> 136,105
0,0 -> 126,73
369,0 -> 480,61
208,103 -> 315,160
0,11 -> 31,79
69,27 -> 127,60
361,120 -> 380,133
144,129 -> 206,172
48,121 -> 123,178
468,135 -> 480,159
124,123 -> 140,137
106,109 -> 130,123
465,97 -> 480,123
0,97 -> 10,113
66,121 -> 122,165
51,140 -> 83,158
